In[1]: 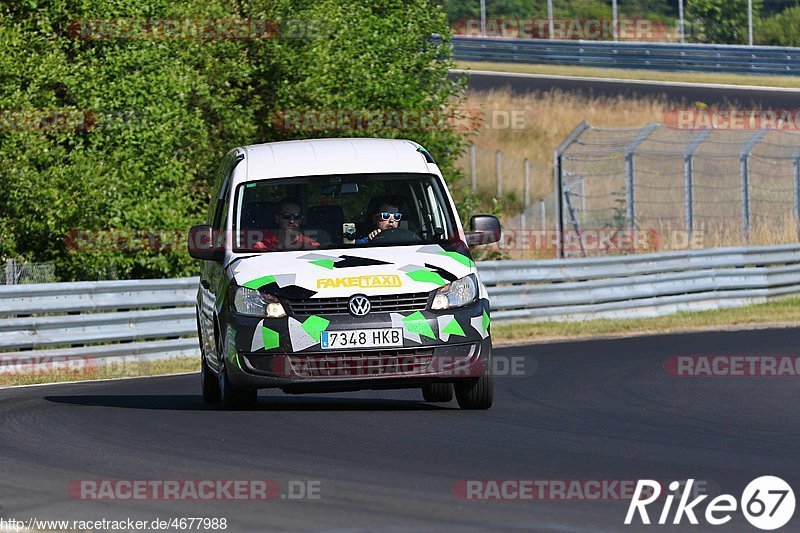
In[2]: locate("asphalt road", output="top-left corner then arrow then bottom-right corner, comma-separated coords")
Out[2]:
1,327 -> 799,532
455,69 -> 800,108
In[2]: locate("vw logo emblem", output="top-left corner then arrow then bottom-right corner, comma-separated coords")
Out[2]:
348,295 -> 371,316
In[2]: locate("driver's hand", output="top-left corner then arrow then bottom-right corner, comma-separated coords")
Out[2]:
368,229 -> 382,240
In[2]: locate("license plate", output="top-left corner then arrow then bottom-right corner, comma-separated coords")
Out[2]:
321,328 -> 403,350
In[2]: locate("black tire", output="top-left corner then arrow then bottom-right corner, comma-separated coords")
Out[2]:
201,354 -> 221,403
454,373 -> 493,410
198,312 -> 221,403
219,361 -> 257,410
422,382 -> 453,403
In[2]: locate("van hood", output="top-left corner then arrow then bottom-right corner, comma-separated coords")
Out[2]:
229,244 -> 475,298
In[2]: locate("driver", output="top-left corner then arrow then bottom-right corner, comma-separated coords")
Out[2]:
355,200 -> 402,244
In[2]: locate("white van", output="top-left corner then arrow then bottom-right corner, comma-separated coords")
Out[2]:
189,138 -> 500,409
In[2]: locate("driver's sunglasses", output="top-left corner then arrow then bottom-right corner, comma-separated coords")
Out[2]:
280,211 -> 303,221
379,212 -> 402,221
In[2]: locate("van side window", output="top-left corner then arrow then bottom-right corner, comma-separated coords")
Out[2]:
210,152 -> 244,231
213,178 -> 231,231
207,152 -> 234,225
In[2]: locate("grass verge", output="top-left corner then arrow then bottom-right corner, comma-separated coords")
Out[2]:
492,296 -> 800,345
455,60 -> 800,89
0,357 -> 199,388
2,297 -> 799,388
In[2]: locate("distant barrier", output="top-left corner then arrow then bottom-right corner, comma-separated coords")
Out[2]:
452,36 -> 800,76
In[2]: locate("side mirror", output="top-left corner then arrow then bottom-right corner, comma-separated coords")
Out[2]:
466,215 -> 501,247
188,224 -> 224,261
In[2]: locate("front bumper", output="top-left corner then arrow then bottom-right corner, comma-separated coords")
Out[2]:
222,298 -> 492,391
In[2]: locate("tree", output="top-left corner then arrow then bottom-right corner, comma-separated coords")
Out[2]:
758,5 -> 800,46
0,0 -> 469,280
687,0 -> 763,44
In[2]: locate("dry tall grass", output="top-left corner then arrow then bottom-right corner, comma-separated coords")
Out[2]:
455,88 -> 668,214
457,89 -> 800,257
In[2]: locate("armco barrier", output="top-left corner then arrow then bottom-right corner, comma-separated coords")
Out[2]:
480,244 -> 800,321
451,36 -> 800,76
1,244 -> 799,366
0,278 -> 200,368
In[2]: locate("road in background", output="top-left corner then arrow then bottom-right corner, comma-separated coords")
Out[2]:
1,328 -> 799,531
455,69 -> 800,107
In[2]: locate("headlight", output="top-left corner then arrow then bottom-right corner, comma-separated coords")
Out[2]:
431,274 -> 478,310
232,286 -> 286,318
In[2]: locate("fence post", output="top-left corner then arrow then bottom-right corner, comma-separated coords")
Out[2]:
470,143 -> 476,194
540,199 -> 546,231
624,123 -> 658,230
740,130 -> 767,236
5,259 -> 16,285
684,129 -> 711,235
495,150 -> 502,197
521,158 -> 530,230
554,120 -> 590,258
794,151 -> 800,231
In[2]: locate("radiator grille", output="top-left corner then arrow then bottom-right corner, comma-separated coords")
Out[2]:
286,292 -> 430,316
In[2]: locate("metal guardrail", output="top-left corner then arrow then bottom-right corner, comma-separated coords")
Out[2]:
1,244 -> 799,368
452,36 -> 800,76
481,243 -> 800,320
0,278 -> 199,369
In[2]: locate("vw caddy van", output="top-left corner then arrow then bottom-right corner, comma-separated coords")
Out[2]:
188,138 -> 501,409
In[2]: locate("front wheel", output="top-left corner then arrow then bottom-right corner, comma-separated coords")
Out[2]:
201,354 -> 221,403
422,382 -> 453,403
454,373 -> 493,410
219,362 -> 257,410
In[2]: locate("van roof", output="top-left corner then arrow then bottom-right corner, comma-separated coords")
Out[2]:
239,138 -> 438,181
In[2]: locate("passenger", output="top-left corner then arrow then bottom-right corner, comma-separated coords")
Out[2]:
253,198 -> 320,251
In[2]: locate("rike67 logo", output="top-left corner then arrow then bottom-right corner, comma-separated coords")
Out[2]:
625,477 -> 795,530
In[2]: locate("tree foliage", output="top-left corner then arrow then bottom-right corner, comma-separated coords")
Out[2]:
0,0 -> 465,280
758,5 -> 800,46
686,0 -> 764,44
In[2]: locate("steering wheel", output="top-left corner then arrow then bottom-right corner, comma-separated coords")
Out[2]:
369,227 -> 423,244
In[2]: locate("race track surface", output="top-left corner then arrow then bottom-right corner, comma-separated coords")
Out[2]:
456,70 -> 800,108
1,327 -> 799,532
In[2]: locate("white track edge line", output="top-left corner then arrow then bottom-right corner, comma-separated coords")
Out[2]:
450,68 -> 800,93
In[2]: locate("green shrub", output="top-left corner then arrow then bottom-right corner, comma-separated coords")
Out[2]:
0,0 -> 468,280
758,5 -> 800,46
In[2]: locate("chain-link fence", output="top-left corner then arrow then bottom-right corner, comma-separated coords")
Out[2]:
555,121 -> 800,257
460,144 -> 555,219
1,260 -> 57,285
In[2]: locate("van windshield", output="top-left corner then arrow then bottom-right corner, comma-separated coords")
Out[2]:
231,173 -> 459,252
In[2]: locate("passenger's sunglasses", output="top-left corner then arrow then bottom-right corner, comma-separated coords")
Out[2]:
378,212 -> 402,221
280,211 -> 303,221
